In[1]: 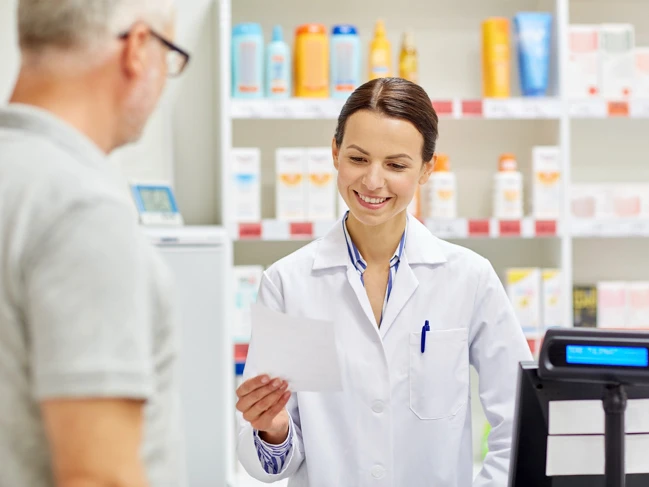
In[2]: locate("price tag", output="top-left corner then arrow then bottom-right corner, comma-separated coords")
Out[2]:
626,219 -> 649,236
520,98 -> 561,119
607,101 -> 629,117
262,220 -> 289,240
303,101 -> 327,119
468,219 -> 490,237
238,222 -> 262,239
426,219 -> 468,238
569,100 -> 607,118
290,222 -> 314,238
484,99 -> 521,119
270,101 -> 293,118
432,100 -> 454,116
534,220 -> 557,236
630,100 -> 649,119
499,220 -> 521,236
461,100 -> 483,117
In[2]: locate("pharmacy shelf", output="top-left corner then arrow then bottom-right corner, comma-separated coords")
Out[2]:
571,218 -> 649,238
230,218 -> 560,241
231,97 -> 649,120
231,97 -> 563,120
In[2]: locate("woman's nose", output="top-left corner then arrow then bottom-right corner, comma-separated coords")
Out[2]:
361,164 -> 385,191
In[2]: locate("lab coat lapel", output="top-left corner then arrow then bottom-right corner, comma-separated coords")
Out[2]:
379,253 -> 418,338
346,266 -> 380,331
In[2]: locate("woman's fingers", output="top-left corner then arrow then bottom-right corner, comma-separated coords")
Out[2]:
242,382 -> 289,423
236,377 -> 286,413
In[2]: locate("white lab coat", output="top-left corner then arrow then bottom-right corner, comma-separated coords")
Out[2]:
238,216 -> 532,487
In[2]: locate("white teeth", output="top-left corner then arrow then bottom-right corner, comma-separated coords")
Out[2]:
358,193 -> 387,204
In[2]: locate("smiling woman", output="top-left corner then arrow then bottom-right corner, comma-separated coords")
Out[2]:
236,76 -> 532,487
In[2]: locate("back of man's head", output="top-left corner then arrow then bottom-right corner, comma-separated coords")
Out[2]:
18,0 -> 174,54
13,0 -> 179,153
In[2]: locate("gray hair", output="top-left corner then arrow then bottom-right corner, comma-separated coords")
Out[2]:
18,0 -> 175,51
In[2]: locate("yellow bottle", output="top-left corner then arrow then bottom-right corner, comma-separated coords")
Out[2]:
294,23 -> 329,98
399,31 -> 418,83
369,19 -> 392,80
482,17 -> 511,98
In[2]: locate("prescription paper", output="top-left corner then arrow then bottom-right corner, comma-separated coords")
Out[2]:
249,303 -> 343,392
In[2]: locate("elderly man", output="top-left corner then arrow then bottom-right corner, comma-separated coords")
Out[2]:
0,1 -> 190,487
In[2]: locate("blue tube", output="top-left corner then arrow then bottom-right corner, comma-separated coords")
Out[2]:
514,12 -> 553,97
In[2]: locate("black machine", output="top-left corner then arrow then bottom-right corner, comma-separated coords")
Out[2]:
508,328 -> 649,487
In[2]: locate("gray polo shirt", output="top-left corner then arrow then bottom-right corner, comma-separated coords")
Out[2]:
0,104 -> 184,486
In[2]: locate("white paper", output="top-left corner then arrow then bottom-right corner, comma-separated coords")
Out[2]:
549,399 -> 649,435
546,434 -> 649,476
249,303 -> 342,392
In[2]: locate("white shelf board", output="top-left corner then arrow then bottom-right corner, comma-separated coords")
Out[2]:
571,219 -> 649,238
231,98 -> 649,120
230,218 -> 561,241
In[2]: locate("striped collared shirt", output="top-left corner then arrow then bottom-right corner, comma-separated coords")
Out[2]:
342,211 -> 407,325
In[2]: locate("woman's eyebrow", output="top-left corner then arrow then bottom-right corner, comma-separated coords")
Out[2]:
386,153 -> 413,160
346,144 -> 370,155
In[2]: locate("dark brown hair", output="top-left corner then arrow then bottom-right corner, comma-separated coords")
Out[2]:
334,77 -> 439,162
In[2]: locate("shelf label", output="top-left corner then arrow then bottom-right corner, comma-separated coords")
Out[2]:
262,220 -> 289,240
607,101 -> 629,117
270,101 -> 293,118
468,219 -> 490,236
290,222 -> 314,238
484,99 -> 520,119
520,98 -> 561,119
432,100 -> 454,116
499,220 -> 521,236
426,218 -> 468,238
569,99 -> 607,118
461,100 -> 483,117
630,100 -> 649,118
303,101 -> 327,118
535,220 -> 557,236
238,222 -> 262,239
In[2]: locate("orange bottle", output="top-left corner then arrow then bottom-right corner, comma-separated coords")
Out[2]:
294,24 -> 329,98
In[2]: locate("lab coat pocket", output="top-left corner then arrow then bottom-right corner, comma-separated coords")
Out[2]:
409,328 -> 469,420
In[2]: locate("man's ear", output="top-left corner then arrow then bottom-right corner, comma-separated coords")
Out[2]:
121,23 -> 152,79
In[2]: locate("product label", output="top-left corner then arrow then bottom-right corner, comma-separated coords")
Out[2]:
304,38 -> 327,91
269,54 -> 287,94
238,41 -> 260,93
334,41 -> 356,93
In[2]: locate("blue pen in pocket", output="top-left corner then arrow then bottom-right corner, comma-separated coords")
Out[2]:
421,320 -> 430,353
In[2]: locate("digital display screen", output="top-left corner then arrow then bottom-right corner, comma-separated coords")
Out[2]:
138,188 -> 173,213
566,345 -> 649,367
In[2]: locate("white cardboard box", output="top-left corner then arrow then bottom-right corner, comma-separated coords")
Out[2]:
231,148 -> 261,222
276,148 -> 307,221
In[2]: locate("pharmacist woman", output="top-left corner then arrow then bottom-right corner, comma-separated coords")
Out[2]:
235,77 -> 532,487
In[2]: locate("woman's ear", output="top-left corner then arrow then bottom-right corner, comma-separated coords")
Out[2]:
332,138 -> 340,171
419,153 -> 436,185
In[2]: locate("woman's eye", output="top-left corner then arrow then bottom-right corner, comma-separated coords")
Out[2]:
350,157 -> 365,163
390,164 -> 407,170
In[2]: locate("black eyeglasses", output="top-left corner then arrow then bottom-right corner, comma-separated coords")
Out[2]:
118,28 -> 191,77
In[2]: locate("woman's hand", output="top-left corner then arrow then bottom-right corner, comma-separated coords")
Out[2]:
236,375 -> 292,444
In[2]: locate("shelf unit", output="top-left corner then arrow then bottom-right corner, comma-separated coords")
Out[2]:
216,0 -> 649,483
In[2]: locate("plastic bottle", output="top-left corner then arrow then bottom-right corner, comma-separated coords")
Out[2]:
266,25 -> 290,98
330,24 -> 361,99
232,22 -> 264,98
369,19 -> 392,80
398,30 -> 418,83
294,23 -> 329,98
427,154 -> 457,219
482,18 -> 511,98
493,153 -> 523,219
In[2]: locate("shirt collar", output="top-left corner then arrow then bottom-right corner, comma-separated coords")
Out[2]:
313,212 -> 447,271
0,103 -> 111,173
341,211 -> 407,274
